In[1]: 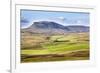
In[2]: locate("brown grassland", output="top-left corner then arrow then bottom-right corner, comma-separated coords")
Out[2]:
21,32 -> 89,63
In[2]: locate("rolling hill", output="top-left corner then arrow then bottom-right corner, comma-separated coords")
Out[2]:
21,21 -> 89,34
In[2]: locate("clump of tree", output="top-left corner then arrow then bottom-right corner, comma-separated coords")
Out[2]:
53,39 -> 70,42
53,37 -> 70,42
45,36 -> 51,40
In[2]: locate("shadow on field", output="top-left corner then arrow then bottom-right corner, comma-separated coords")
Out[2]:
21,50 -> 89,63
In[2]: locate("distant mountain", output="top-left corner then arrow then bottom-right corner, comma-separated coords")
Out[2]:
65,25 -> 89,32
22,21 -> 89,34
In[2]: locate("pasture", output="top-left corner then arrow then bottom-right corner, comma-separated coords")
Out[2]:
21,32 -> 89,63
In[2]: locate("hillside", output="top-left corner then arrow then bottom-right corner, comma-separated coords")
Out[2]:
21,21 -> 89,34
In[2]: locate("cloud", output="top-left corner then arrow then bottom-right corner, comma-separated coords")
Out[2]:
21,17 -> 30,28
21,17 -> 29,23
57,17 -> 66,21
76,20 -> 82,24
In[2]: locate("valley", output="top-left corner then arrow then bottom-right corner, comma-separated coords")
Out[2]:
21,32 -> 89,63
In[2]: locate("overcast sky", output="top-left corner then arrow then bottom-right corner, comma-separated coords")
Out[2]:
20,9 -> 90,28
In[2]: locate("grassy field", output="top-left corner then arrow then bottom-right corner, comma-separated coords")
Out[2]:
21,32 -> 89,63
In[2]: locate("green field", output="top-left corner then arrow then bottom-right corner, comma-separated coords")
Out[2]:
21,32 -> 89,63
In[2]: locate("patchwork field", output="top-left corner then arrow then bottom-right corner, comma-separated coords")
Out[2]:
21,32 -> 89,63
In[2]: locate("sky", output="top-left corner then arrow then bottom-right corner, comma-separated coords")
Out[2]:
20,9 -> 90,28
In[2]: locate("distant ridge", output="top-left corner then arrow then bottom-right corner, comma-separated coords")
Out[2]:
22,21 -> 89,34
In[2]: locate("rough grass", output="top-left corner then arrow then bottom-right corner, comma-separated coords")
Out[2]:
21,50 -> 89,63
21,32 -> 89,63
